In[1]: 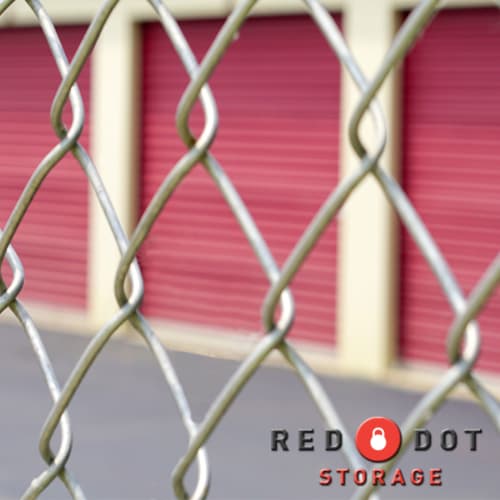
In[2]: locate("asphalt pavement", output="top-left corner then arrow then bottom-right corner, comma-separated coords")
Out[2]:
0,324 -> 498,499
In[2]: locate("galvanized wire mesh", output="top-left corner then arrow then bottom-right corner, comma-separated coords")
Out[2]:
0,0 -> 498,498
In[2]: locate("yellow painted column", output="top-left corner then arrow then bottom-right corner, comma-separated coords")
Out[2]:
88,12 -> 140,328
337,0 -> 400,378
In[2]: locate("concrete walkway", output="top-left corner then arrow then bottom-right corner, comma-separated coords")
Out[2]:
0,325 -> 497,499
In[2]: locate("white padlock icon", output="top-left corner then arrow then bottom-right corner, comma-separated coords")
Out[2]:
370,427 -> 387,451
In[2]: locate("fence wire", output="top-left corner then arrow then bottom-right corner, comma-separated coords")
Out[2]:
0,0 -> 498,498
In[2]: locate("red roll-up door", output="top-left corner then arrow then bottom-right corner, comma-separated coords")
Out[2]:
0,26 -> 90,309
400,8 -> 500,372
140,16 -> 341,344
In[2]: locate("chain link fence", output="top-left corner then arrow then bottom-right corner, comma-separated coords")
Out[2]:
0,0 -> 498,498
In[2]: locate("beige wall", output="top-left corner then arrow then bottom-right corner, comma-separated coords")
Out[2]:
0,0 -> 496,396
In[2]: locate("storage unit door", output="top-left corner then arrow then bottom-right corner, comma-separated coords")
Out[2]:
0,27 -> 90,309
400,8 -> 500,372
140,16 -> 341,344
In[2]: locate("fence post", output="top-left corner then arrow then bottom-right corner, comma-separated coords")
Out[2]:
88,12 -> 140,328
337,0 -> 401,378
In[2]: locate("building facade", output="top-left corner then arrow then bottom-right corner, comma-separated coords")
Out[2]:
0,0 -> 498,394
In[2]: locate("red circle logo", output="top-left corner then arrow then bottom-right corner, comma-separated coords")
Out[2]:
355,417 -> 402,462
